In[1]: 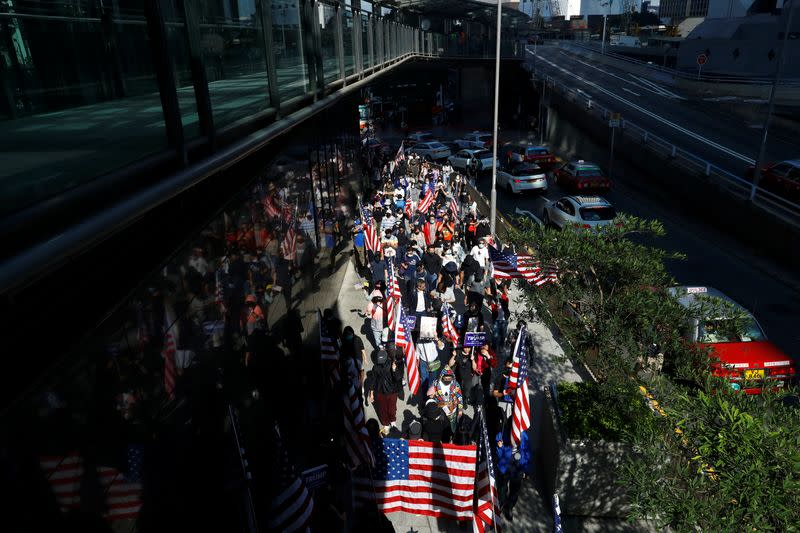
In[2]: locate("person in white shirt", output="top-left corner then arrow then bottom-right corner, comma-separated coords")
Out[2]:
188,247 -> 209,276
470,238 -> 490,272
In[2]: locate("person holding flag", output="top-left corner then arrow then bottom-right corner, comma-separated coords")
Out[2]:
494,425 -> 531,522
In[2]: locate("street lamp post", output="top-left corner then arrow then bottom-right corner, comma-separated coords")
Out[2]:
750,0 -> 795,201
600,0 -> 612,54
490,0 -> 502,237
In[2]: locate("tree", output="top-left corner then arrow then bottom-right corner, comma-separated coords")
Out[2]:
506,214 -> 800,531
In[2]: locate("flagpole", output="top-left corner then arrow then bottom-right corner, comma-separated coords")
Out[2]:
489,0 -> 502,237
479,404 -> 500,533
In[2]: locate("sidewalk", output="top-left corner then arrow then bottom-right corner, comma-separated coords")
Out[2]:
334,251 -> 585,532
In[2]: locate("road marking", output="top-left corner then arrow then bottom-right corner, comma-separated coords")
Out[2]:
622,87 -> 641,96
628,74 -> 687,100
530,51 -> 756,165
557,51 -> 685,100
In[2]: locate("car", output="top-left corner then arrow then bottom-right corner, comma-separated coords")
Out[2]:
542,196 -> 617,230
406,141 -> 452,161
502,144 -> 559,169
405,131 -> 436,144
454,131 -> 494,150
447,148 -> 495,172
745,159 -> 800,203
668,286 -> 796,394
497,162 -> 548,194
554,160 -> 611,192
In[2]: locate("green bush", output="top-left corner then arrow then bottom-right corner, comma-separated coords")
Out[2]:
557,381 -> 655,443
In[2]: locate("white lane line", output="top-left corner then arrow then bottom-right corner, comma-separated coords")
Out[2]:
628,74 -> 686,100
559,51 -> 684,100
531,51 -> 755,165
622,87 -> 641,97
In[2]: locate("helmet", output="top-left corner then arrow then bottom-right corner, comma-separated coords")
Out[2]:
245,294 -> 257,304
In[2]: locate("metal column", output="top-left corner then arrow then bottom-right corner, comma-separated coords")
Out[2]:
257,0 -> 282,116
334,0 -> 347,86
182,0 -> 215,147
144,0 -> 186,165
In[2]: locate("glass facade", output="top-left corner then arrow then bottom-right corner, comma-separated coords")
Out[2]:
2,106 -> 365,531
0,0 -> 443,217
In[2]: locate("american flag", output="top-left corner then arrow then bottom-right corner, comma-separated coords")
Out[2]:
473,406 -> 500,533
282,224 -> 297,263
162,322 -> 176,399
510,326 -> 531,446
395,307 -> 420,395
263,196 -> 281,219
448,195 -> 460,218
395,141 -> 405,162
319,310 -> 341,386
39,447 -> 144,522
417,188 -> 435,214
441,303 -> 459,345
267,425 -> 314,532
488,246 -> 558,286
386,263 -> 399,327
360,201 -> 382,254
342,367 -> 375,470
404,199 -> 414,220
354,439 -> 477,520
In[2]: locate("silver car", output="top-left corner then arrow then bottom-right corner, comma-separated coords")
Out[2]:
497,163 -> 548,194
407,141 -> 452,161
447,149 -> 495,172
542,196 -> 617,230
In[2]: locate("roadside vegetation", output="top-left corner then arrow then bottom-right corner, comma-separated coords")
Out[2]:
507,215 -> 800,532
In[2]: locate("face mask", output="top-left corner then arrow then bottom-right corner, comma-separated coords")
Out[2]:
344,334 -> 353,341
479,244 -> 485,249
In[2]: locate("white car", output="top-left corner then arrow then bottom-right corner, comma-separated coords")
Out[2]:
542,196 -> 617,230
406,141 -> 452,161
454,131 -> 493,149
405,132 -> 436,144
497,163 -> 548,194
447,149 -> 495,172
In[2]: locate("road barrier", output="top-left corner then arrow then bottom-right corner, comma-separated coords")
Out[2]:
532,69 -> 800,230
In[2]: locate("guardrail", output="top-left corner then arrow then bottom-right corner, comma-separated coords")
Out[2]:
557,41 -> 800,86
534,70 -> 800,229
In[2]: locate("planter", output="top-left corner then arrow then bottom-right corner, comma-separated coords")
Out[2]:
539,385 -> 638,519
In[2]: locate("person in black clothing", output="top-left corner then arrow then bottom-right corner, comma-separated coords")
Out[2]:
459,253 -> 482,290
421,244 -> 442,294
421,398 -> 451,443
368,349 -> 403,435
475,217 -> 491,241
462,301 -> 485,338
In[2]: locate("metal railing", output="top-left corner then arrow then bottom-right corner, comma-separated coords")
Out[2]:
537,71 -> 800,229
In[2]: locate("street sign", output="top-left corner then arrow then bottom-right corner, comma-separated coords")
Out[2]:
696,53 -> 707,66
608,112 -> 621,128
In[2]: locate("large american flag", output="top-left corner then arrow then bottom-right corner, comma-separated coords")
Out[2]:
360,201 -> 382,254
282,224 -> 297,264
395,307 -> 420,395
318,310 -> 340,386
441,303 -> 459,345
448,195 -> 460,218
354,439 -> 477,520
417,188 -> 435,214
267,425 -> 314,532
342,368 -> 375,470
39,446 -> 144,522
473,406 -> 500,533
488,246 -> 558,286
510,326 -> 531,446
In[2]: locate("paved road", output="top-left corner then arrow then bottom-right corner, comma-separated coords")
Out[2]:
526,45 -> 798,177
474,130 -> 800,361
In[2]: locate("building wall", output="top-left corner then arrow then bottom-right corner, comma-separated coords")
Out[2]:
659,0 -> 709,20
